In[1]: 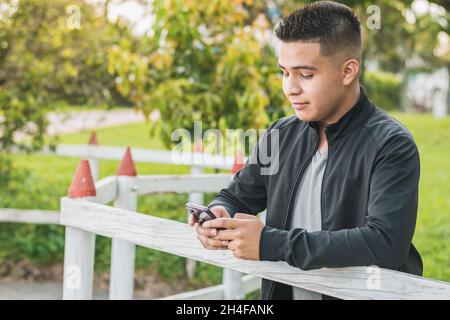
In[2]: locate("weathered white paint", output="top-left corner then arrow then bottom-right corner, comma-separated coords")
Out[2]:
94,176 -> 117,205
87,143 -> 99,182
0,209 -> 60,224
221,212 -> 266,299
222,210 -> 267,299
60,198 -> 450,300
61,197 -> 96,300
43,145 -> 237,170
0,177 -> 115,225
186,165 -> 204,280
223,268 -> 244,300
136,174 -> 232,195
160,275 -> 261,300
109,176 -> 137,300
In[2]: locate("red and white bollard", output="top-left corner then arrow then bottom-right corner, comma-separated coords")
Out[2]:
109,147 -> 137,300
87,131 -> 99,181
62,159 -> 97,300
230,149 -> 245,174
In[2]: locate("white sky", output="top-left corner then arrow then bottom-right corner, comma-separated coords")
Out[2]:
107,0 -> 153,35
83,0 -> 153,35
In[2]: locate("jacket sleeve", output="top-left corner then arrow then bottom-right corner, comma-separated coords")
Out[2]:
207,120 -> 280,218
259,134 -> 421,270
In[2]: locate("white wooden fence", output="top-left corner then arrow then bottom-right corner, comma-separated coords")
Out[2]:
6,140 -> 245,295
4,140 -> 450,300
0,140 -> 251,299
42,144 -> 236,180
59,172 -> 450,300
61,169 -> 259,300
0,209 -> 60,224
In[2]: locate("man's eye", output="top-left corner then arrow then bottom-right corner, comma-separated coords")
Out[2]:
302,74 -> 314,79
282,72 -> 289,78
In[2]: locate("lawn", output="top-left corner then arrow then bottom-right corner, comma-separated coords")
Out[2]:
1,122 -> 225,289
54,122 -> 167,150
1,112 -> 449,287
391,112 -> 450,282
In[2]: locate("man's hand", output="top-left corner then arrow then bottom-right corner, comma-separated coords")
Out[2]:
189,206 -> 231,250
203,213 -> 264,260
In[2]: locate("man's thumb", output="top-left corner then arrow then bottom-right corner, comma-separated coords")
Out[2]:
209,206 -> 230,218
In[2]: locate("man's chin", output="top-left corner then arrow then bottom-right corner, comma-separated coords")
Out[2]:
294,110 -> 317,122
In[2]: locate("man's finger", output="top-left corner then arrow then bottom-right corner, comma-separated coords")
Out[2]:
204,244 -> 229,250
202,218 -> 240,229
209,206 -> 231,218
198,235 -> 228,249
234,213 -> 256,220
212,229 -> 239,241
195,224 -> 219,237
188,215 -> 196,226
227,240 -> 238,251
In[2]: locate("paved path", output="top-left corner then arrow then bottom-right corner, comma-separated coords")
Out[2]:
46,109 -> 160,136
0,281 -> 108,300
0,281 -> 168,300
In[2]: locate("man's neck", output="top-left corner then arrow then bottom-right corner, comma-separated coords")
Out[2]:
317,84 -> 360,152
319,84 -> 361,130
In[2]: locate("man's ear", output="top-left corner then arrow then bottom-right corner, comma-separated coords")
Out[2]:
342,59 -> 360,86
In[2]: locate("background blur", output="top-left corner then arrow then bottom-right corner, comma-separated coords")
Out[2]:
0,0 -> 448,299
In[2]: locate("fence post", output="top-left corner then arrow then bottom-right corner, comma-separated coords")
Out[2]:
186,138 -> 204,280
109,147 -> 137,300
62,159 -> 97,300
223,150 -> 245,300
87,131 -> 99,181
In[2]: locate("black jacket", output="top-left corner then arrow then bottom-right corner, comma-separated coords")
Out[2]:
208,87 -> 422,300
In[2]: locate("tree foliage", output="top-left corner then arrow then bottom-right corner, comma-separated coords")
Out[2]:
0,0 -> 134,153
108,0 -> 287,148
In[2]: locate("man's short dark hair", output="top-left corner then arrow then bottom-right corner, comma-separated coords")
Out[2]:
274,1 -> 362,60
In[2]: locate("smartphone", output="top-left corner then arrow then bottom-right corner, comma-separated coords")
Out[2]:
185,202 -> 217,225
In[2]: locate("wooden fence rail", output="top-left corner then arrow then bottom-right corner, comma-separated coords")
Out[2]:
4,142 -> 450,300
42,144 -> 236,170
60,197 -> 450,300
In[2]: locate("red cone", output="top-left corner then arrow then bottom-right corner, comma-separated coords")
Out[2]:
231,150 -> 245,174
116,147 -> 137,177
194,138 -> 203,153
68,160 -> 96,198
88,131 -> 98,145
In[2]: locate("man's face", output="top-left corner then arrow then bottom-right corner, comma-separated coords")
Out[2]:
278,41 -> 347,123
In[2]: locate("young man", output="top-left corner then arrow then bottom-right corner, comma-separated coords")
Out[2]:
189,1 -> 422,300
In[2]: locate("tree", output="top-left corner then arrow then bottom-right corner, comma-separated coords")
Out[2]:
108,0 -> 288,149
0,0 -> 136,184
0,0 -> 136,152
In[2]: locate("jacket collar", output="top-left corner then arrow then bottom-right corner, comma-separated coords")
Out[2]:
307,86 -> 374,142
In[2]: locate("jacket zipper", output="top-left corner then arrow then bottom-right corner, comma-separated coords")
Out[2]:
266,126 -> 321,299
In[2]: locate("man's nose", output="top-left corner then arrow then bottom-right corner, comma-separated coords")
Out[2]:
284,76 -> 303,97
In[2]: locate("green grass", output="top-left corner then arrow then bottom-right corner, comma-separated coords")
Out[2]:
55,122 -> 167,150
0,152 -> 223,288
391,113 -> 450,282
1,121 -> 226,288
1,113 -> 449,287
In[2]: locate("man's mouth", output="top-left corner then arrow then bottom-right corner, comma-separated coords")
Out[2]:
292,102 -> 309,110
